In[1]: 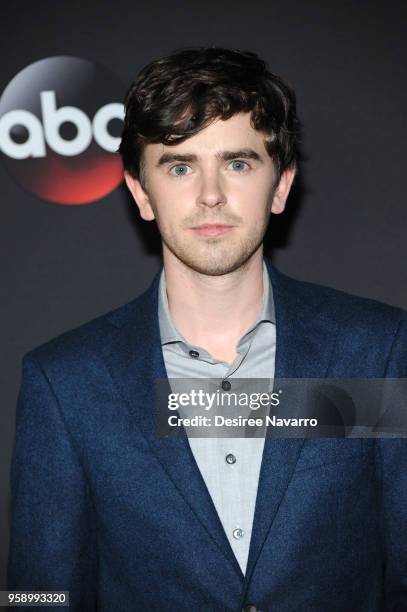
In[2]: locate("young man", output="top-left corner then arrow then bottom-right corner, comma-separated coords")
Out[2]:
8,47 -> 407,611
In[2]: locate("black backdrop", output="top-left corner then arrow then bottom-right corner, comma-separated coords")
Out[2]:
1,0 -> 406,588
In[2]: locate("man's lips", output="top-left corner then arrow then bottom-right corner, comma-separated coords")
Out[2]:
190,224 -> 235,236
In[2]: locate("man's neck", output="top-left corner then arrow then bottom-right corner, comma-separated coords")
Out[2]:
162,247 -> 265,361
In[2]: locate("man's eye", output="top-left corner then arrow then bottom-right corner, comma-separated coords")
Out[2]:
169,164 -> 191,176
229,160 -> 250,172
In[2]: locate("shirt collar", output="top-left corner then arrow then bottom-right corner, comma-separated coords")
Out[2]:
158,258 -> 275,346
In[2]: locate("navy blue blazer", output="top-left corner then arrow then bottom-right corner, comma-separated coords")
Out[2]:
8,257 -> 407,611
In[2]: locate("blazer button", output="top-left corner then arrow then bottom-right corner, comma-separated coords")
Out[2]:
243,606 -> 258,612
221,379 -> 231,391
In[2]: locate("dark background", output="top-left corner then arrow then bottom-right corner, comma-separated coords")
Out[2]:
1,0 -> 406,588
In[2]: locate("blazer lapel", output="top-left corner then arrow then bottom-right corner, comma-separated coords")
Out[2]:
244,257 -> 341,584
102,268 -> 244,580
100,257 -> 340,585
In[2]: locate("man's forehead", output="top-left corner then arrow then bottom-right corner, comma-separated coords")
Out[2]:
144,114 -> 270,161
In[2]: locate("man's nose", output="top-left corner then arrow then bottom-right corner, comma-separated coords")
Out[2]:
196,171 -> 227,208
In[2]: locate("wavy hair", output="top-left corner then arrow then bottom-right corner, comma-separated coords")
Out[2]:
119,47 -> 300,188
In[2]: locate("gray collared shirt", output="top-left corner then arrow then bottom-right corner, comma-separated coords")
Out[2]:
158,260 -> 276,574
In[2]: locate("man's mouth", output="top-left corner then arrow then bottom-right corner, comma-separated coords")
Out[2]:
190,224 -> 235,236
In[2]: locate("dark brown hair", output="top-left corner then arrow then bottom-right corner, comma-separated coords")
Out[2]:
119,46 -> 300,188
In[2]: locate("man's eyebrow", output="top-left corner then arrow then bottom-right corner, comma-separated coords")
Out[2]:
156,148 -> 263,167
220,148 -> 263,162
156,153 -> 198,166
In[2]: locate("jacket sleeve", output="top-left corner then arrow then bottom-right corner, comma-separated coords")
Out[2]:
7,353 -> 97,611
377,312 -> 407,610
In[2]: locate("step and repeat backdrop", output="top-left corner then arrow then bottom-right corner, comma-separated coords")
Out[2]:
1,0 -> 406,588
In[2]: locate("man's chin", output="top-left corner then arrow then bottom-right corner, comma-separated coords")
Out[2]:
162,231 -> 265,276
185,263 -> 238,276
172,250 -> 258,277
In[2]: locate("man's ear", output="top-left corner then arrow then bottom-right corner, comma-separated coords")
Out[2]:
271,166 -> 297,214
124,171 -> 156,221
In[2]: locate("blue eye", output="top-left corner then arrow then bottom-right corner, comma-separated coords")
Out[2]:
230,160 -> 249,172
170,164 -> 191,176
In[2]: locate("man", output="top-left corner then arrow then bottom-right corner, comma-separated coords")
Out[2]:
8,47 -> 407,611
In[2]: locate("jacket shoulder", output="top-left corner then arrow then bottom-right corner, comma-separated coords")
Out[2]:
272,266 -> 406,327
23,293 -> 145,370
24,265 -> 162,370
271,267 -> 407,375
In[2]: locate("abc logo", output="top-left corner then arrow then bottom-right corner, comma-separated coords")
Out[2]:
1,91 -> 122,159
0,56 -> 125,205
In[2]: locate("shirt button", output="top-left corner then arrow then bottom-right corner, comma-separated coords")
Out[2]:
221,379 -> 231,391
189,350 -> 199,358
233,527 -> 244,540
243,606 -> 258,612
225,453 -> 236,465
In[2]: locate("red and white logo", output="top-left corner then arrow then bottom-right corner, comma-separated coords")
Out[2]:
0,56 -> 125,205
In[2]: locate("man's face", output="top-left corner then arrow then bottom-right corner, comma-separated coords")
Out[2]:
125,112 -> 295,276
